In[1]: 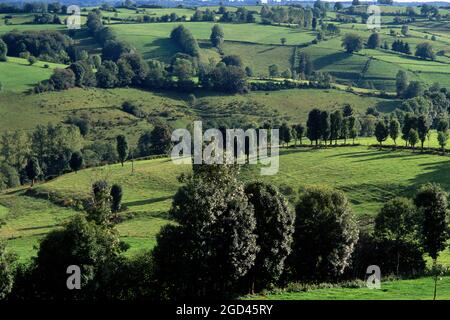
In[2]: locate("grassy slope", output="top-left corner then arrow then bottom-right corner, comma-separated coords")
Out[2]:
0,87 -> 192,145
111,22 -> 316,46
110,22 -> 316,64
4,146 -> 450,262
194,89 -> 399,124
0,57 -> 66,92
221,42 -> 294,77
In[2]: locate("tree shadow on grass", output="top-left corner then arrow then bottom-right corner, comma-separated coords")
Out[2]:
18,224 -> 60,231
326,149 -> 434,163
257,46 -> 277,54
124,195 -> 172,208
142,38 -> 179,62
411,159 -> 450,192
313,51 -> 351,70
375,100 -> 402,113
351,151 -> 431,163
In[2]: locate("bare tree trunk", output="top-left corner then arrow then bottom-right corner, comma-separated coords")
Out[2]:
433,259 -> 438,300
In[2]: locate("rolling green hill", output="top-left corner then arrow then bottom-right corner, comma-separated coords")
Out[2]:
0,86 -> 395,145
3,145 -> 450,263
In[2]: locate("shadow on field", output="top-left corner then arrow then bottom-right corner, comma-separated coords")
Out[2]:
257,47 -> 277,54
375,100 -> 401,113
411,160 -> 450,192
142,38 -> 179,62
313,51 -> 350,70
124,195 -> 172,208
327,149 -> 434,163
18,224 -> 60,231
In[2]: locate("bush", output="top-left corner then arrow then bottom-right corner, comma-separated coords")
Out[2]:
27,56 -> 37,65
0,241 -> 16,300
348,232 -> 426,279
0,163 -> 20,188
50,68 -> 76,90
9,215 -> 123,300
121,101 -> 145,118
67,116 -> 90,136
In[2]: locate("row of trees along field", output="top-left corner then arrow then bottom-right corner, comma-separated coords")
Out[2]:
0,121 -> 172,191
1,81 -> 449,191
341,31 -> 437,62
1,164 -> 448,300
284,84 -> 450,147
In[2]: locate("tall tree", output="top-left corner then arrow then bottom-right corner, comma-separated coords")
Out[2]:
0,39 -> 7,61
396,70 -> 409,98
408,129 -> 419,150
347,116 -> 357,144
415,42 -> 435,60
417,115 -> 430,151
280,123 -> 292,147
152,165 -> 257,299
150,124 -> 173,155
389,118 -> 400,145
25,157 -> 41,187
330,110 -> 343,145
290,186 -> 359,281
69,151 -> 83,173
0,241 -> 15,300
401,113 -> 417,147
293,124 -> 305,145
116,135 -> 128,166
110,184 -> 123,213
320,111 -> 330,145
414,184 -> 449,300
341,33 -> 363,53
17,214 -> 122,299
210,24 -> 224,48
437,130 -> 449,153
307,108 -> 322,146
342,104 -> 354,117
375,121 -> 389,147
367,33 -> 381,49
244,182 -> 294,293
374,197 -> 419,275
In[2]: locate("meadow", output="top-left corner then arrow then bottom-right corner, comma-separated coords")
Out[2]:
249,276 -> 450,300
0,57 -> 66,92
110,22 -> 316,66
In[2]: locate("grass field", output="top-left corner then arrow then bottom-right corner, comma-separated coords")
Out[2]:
221,41 -> 294,77
0,87 -> 192,145
249,276 -> 450,300
111,22 -> 316,63
194,88 -> 399,124
0,57 -> 66,92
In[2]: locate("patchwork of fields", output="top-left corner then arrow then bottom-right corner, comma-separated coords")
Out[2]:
1,4 -> 450,301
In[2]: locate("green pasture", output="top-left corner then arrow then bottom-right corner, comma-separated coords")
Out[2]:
0,57 -> 66,92
249,276 -> 450,300
0,87 -> 192,144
